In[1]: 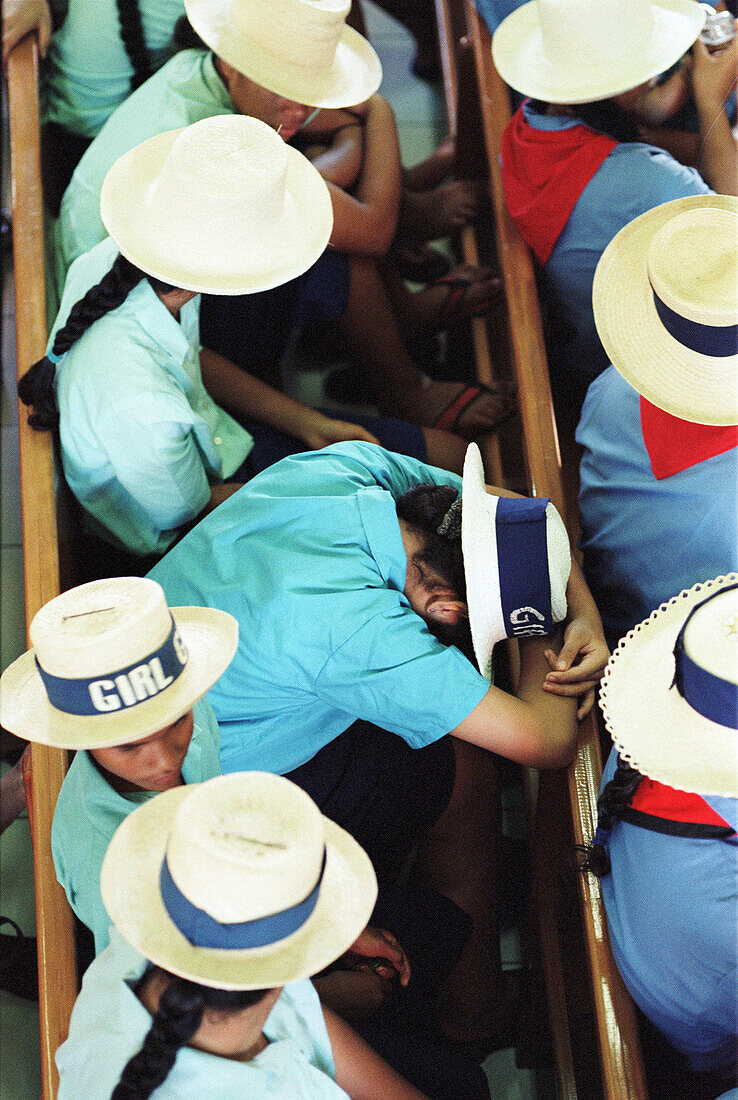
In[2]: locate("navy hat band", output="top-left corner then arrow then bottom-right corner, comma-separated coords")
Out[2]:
651,286 -> 738,358
496,496 -> 555,638
160,849 -> 326,950
35,616 -> 188,716
672,583 -> 738,729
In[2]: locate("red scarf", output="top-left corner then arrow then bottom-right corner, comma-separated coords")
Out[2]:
500,103 -> 617,264
640,399 -> 738,479
630,776 -> 733,832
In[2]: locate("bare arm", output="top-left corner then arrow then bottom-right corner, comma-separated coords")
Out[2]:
3,0 -> 51,63
691,32 -> 738,195
303,123 -> 364,189
324,1006 -> 429,1100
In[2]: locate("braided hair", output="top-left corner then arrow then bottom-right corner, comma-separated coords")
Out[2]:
396,483 -> 466,600
116,0 -> 152,91
172,15 -> 208,53
18,254 -> 176,430
112,969 -> 266,1100
578,754 -> 644,877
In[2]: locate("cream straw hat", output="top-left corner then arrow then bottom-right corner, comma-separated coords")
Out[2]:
460,443 -> 571,679
592,195 -> 738,425
492,0 -> 705,105
100,772 -> 377,989
185,0 -> 382,109
100,114 -> 334,295
0,577 -> 238,750
599,574 -> 738,798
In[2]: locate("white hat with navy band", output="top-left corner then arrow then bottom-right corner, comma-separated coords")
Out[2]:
0,577 -> 238,750
459,443 -> 571,680
100,772 -> 378,989
600,574 -> 738,798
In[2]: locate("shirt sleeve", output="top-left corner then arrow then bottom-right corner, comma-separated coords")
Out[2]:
315,597 -> 489,746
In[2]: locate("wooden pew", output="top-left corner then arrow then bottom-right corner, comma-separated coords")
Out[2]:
7,34 -> 80,1100
434,3 -> 649,1097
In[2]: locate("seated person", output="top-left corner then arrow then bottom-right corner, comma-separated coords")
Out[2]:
577,195 -> 738,648
494,0 -> 735,400
150,439 -> 608,1041
53,0 -> 511,435
54,771 -> 433,1099
19,117 -> 467,559
584,574 -> 738,1076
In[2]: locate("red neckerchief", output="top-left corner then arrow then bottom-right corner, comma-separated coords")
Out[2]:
640,398 -> 738,479
628,776 -> 734,835
500,102 -> 618,264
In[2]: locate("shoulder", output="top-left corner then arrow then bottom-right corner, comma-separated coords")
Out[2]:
596,142 -> 712,206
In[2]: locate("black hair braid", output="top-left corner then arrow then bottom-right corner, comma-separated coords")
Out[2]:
577,754 -> 644,877
172,15 -> 209,52
18,254 -> 145,430
396,483 -> 466,598
116,0 -> 152,91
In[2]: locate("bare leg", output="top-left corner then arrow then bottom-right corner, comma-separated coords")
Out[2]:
397,181 -> 487,245
421,428 -> 466,474
414,738 -> 505,1042
0,748 -> 29,835
402,135 -> 456,192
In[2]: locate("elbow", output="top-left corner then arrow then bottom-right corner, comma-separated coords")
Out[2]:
522,714 -> 578,770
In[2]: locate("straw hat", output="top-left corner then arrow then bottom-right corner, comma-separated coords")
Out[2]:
492,0 -> 705,105
0,577 -> 238,750
185,0 -> 382,109
100,114 -> 334,295
100,771 -> 377,989
460,443 -> 571,679
592,195 -> 738,425
600,574 -> 738,798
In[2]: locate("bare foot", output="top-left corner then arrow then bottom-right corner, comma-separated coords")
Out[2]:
398,180 -> 487,245
402,134 -> 456,191
408,264 -> 502,330
388,378 -> 517,439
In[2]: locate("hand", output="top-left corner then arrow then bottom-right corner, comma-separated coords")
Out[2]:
343,926 -> 411,987
690,28 -> 738,111
3,0 -> 52,64
542,618 -> 610,720
300,413 -> 380,451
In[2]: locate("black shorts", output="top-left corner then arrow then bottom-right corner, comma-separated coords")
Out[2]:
284,721 -> 456,884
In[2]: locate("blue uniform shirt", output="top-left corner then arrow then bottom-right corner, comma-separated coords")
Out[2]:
150,443 -> 490,775
577,368 -> 738,649
51,698 -> 221,953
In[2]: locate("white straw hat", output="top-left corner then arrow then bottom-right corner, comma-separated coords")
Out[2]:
100,114 -> 334,295
460,443 -> 571,679
0,577 -> 238,750
492,0 -> 705,105
600,574 -> 738,798
592,195 -> 738,425
100,772 -> 378,989
185,0 -> 382,109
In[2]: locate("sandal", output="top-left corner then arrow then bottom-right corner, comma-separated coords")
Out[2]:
432,382 -> 517,440
427,267 -> 502,330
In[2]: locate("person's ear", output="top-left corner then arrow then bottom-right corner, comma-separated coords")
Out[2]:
425,592 -> 468,626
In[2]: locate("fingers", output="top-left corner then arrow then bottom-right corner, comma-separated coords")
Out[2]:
577,689 -> 596,721
543,677 -> 599,700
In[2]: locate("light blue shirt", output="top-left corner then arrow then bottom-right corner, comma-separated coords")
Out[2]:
51,698 -> 221,953
56,929 -> 348,1099
150,443 -> 490,775
600,746 -> 738,1069
55,49 -> 233,291
42,0 -> 185,138
51,236 -> 252,556
577,368 -> 738,649
473,0 -> 525,34
522,101 -> 712,390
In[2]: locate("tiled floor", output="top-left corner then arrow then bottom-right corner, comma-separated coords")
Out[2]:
0,6 -> 541,1097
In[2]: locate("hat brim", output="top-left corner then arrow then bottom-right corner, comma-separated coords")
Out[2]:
186,0 -> 382,109
592,195 -> 738,425
100,126 -> 334,295
599,573 -> 738,798
0,608 -> 238,750
100,783 -> 378,989
461,443 -> 505,680
492,0 -> 704,104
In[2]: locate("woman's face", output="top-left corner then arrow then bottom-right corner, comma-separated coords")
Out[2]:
217,60 -> 313,141
90,711 -> 194,793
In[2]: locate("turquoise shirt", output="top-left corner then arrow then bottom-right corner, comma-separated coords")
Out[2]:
56,930 -> 348,1099
55,49 -> 233,290
51,236 -> 252,556
42,0 -> 185,139
150,443 -> 490,775
51,698 -> 221,953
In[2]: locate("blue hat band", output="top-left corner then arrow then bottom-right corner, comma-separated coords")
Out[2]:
496,496 -> 555,638
159,849 -> 327,950
672,583 -> 738,729
651,287 -> 738,358
35,617 -> 188,716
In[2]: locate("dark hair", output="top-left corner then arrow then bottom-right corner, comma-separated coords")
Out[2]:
530,98 -> 640,144
112,968 -> 267,1100
578,754 -> 643,877
172,15 -> 209,53
18,254 -> 177,431
116,0 -> 152,91
396,483 -> 466,600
